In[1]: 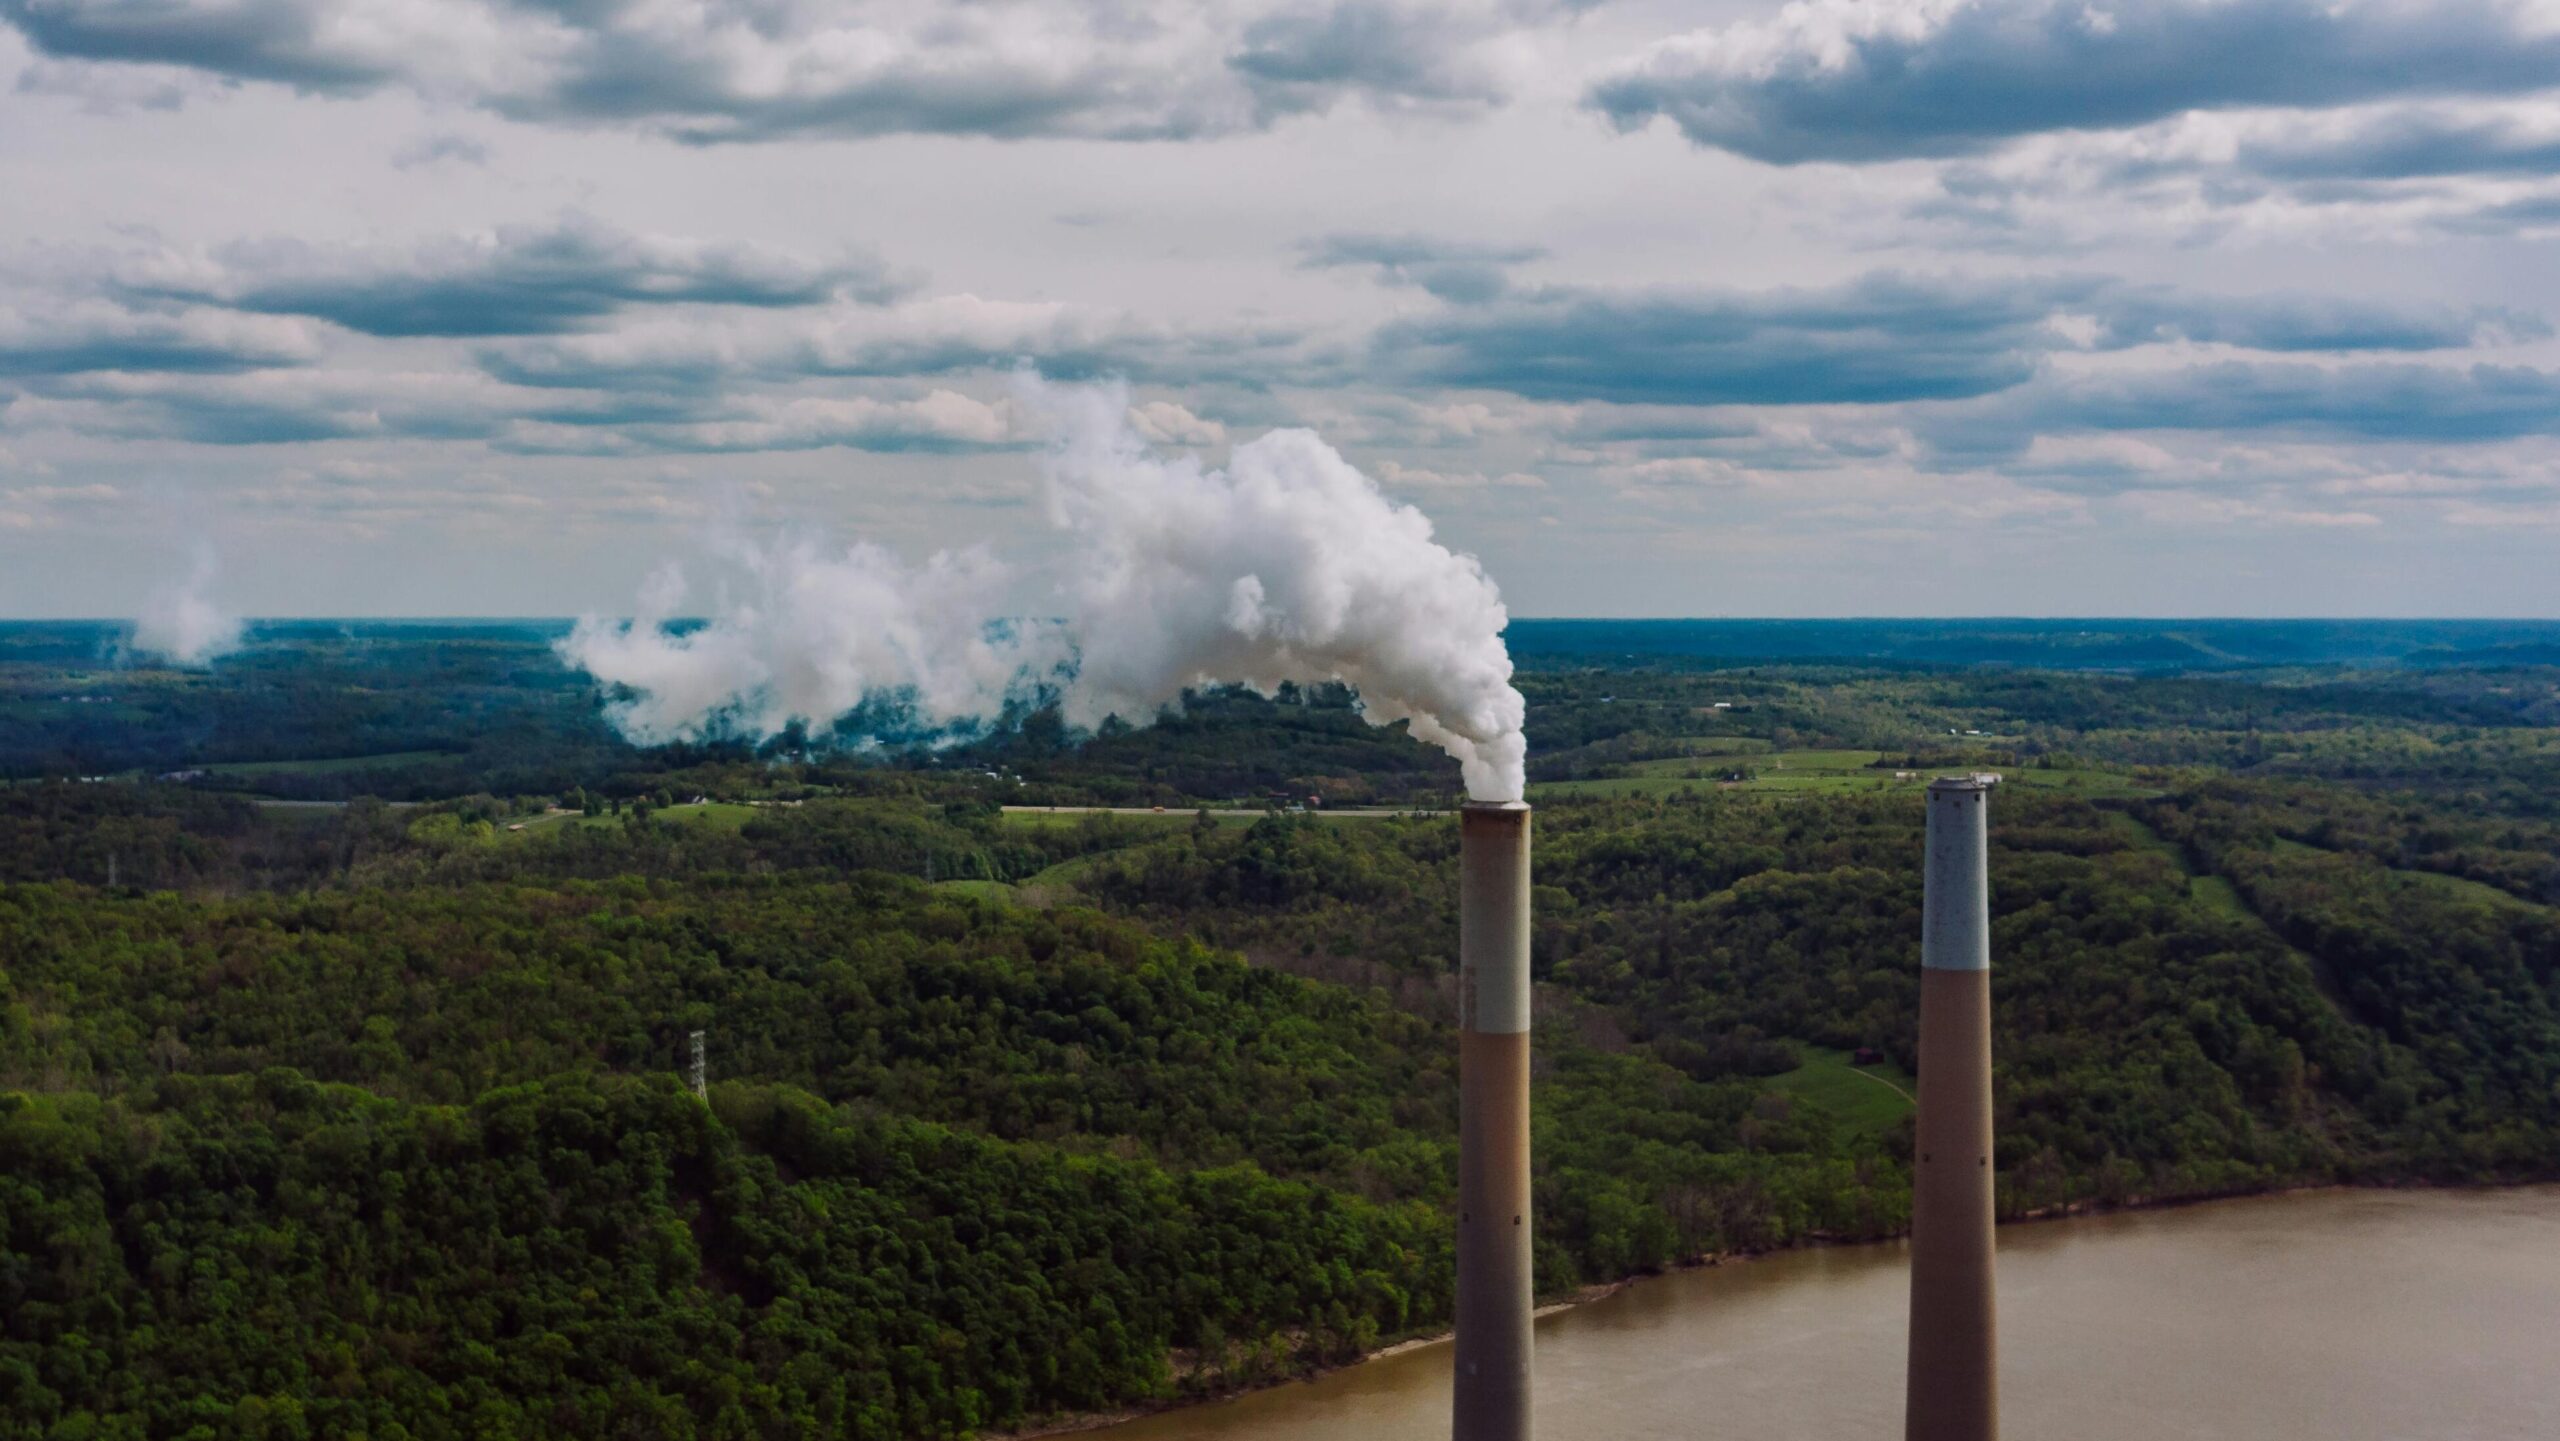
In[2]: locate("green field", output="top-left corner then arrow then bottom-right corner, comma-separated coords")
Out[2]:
2189,875 -> 2251,918
2393,863 -> 2547,912
1768,1045 -> 1916,1136
1538,748 -> 1989,799
2001,765 -> 2156,798
1596,745 -> 2156,799
2107,810 -> 2185,859
1740,770 -> 1916,793
1620,739 -> 1777,768
1763,749 -> 1889,770
2107,811 -> 2251,918
1531,776 -> 1725,798
523,801 -> 763,834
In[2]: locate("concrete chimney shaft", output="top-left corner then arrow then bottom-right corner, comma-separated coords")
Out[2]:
1455,800 -> 1533,1441
1907,777 -> 1998,1441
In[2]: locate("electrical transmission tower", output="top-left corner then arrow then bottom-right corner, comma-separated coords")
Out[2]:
689,1030 -> 708,1101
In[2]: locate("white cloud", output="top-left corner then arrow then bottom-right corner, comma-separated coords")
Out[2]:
1373,458 -> 1544,490
4,0 -> 2559,618
0,295 -> 322,375
2,0 -> 1582,142
527,389 -> 1017,456
1129,399 -> 1226,447
1591,0 -> 2560,163
2115,489 -> 2382,529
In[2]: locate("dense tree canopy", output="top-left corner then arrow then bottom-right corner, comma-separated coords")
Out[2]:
3,632 -> 2558,1437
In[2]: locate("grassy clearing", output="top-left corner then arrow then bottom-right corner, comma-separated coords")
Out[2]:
2109,811 -> 2249,917
1742,770 -> 1917,793
2110,814 -> 2369,1025
530,801 -> 762,834
2188,875 -> 2251,918
1621,757 -> 1739,778
1016,851 -> 1122,894
1540,749 -> 1896,798
2107,811 -> 2194,869
1998,766 -> 2156,799
1762,749 -> 1889,771
1538,760 -> 2148,801
933,879 -> 1019,905
1531,776 -> 1723,798
2394,866 -> 2547,912
1768,1045 -> 1915,1137
1621,738 -> 1776,768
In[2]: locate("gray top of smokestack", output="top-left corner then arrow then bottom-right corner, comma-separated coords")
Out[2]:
1922,778 -> 1991,971
1459,801 -> 1532,1034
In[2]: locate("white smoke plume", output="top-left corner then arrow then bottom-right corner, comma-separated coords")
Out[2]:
1025,377 -> 1527,801
129,545 -> 244,667
561,537 -> 1057,745
565,378 -> 1529,802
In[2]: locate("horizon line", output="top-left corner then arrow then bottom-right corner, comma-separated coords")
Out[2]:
9,615 -> 2560,627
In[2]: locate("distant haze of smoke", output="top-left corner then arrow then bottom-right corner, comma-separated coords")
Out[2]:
562,378 -> 1529,802
562,541 -> 1059,746
129,549 -> 243,667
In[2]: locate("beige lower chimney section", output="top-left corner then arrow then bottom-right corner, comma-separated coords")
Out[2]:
1907,776 -> 1998,1441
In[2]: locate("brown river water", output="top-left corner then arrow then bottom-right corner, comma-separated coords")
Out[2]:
1095,1186 -> 2560,1441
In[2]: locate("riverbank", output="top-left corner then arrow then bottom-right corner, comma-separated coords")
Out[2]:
998,1278 -> 1644,1440
996,1176 -> 2544,1441
1060,1183 -> 2560,1441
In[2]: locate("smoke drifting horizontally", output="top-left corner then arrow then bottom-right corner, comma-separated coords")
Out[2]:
562,378 -> 1529,802
562,541 -> 1061,748
129,547 -> 244,668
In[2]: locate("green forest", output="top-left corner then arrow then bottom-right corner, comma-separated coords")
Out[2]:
3,621 -> 2558,1438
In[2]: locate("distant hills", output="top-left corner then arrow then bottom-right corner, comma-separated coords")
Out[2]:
11,616 -> 2560,675
1505,619 -> 2560,672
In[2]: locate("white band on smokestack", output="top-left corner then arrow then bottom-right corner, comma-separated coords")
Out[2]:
1923,779 -> 1990,972
1460,801 -> 1532,1034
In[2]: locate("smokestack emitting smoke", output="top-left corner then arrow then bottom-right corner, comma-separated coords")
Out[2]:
129,545 -> 243,667
561,377 -> 1529,801
1907,776 -> 1998,1441
1456,800 -> 1534,1441
1021,379 -> 1525,801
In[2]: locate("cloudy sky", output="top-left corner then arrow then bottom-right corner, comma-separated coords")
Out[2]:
4,0 -> 2559,620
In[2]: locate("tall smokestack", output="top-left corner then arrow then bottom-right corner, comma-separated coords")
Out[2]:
1455,800 -> 1533,1441
1906,777 -> 1998,1441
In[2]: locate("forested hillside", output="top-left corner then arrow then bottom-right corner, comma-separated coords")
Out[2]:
2,1075 -> 1446,1438
4,640 -> 2559,1438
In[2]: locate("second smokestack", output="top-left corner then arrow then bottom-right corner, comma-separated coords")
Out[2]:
1455,800 -> 1533,1441
1906,776 -> 1999,1441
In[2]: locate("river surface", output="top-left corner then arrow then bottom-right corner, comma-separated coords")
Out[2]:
1097,1186 -> 2560,1441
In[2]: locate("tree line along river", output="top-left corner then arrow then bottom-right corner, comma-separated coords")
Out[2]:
1093,1186 -> 2560,1441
